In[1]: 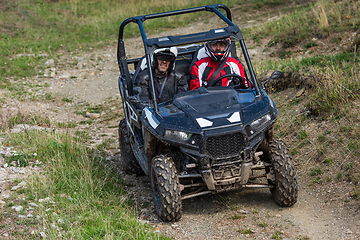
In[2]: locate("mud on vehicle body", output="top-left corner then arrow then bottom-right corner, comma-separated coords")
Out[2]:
117,4 -> 298,222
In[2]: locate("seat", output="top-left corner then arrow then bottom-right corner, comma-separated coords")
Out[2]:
131,56 -> 147,85
188,47 -> 208,74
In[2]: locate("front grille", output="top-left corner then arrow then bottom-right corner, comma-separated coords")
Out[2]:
205,132 -> 245,159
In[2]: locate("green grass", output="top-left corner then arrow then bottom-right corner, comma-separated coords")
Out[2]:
1,0 -> 279,81
297,129 -> 307,139
271,230 -> 283,239
5,153 -> 32,167
7,113 -> 51,129
258,222 -> 267,228
231,214 -> 245,220
310,168 -> 322,176
7,130 -> 167,239
56,121 -> 77,128
249,2 -> 360,117
257,51 -> 360,115
245,0 -> 360,48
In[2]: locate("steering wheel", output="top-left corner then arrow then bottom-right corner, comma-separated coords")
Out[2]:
210,73 -> 244,87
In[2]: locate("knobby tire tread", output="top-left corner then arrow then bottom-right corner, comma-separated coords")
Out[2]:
151,154 -> 182,222
268,139 -> 298,207
118,119 -> 143,175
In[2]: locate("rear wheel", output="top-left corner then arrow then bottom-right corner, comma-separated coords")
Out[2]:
118,119 -> 143,175
151,154 -> 182,222
267,140 -> 298,207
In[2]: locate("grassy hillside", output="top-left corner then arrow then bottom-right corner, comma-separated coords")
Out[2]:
0,0 -> 285,80
248,0 -> 360,202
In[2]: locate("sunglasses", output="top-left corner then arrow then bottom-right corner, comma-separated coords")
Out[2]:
156,54 -> 174,62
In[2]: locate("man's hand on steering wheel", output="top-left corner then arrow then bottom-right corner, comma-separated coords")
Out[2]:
210,74 -> 244,88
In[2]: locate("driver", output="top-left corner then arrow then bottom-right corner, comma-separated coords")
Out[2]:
189,38 -> 252,90
136,47 -> 188,103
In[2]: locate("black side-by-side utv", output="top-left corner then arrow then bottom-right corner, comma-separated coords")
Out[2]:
117,4 -> 298,222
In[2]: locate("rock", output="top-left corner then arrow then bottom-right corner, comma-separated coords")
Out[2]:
11,124 -> 45,133
11,185 -> 20,191
16,53 -> 35,58
45,59 -> 55,66
18,181 -> 26,187
268,16 -> 279,21
77,61 -> 87,69
58,71 -> 71,79
18,215 -> 26,218
0,200 -> 5,207
248,49 -> 258,56
37,54 -> 49,58
1,182 -> 10,191
239,209 -> 250,214
86,112 -> 101,118
40,232 -> 46,238
14,205 -> 23,212
295,88 -> 305,98
39,197 -> 51,203
11,180 -> 26,191
27,213 -> 33,218
50,67 -> 56,77
29,202 -> 39,208
345,229 -> 353,234
139,219 -> 149,224
2,193 -> 10,199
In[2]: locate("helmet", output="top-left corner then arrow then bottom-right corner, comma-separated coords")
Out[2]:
205,38 -> 230,62
151,47 -> 178,73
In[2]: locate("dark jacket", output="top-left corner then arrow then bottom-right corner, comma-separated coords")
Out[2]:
135,68 -> 188,103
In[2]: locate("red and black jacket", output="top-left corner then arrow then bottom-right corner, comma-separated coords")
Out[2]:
190,57 -> 252,90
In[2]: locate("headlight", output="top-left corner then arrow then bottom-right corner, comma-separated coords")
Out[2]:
164,130 -> 192,142
250,113 -> 271,130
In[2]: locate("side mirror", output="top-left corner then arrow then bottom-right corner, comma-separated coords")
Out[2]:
261,71 -> 283,90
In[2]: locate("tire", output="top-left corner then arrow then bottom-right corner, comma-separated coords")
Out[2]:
151,154 -> 182,222
118,119 -> 143,175
267,140 -> 298,207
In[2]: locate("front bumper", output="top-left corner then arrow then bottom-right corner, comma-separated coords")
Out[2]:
180,126 -> 265,192
201,161 -> 252,191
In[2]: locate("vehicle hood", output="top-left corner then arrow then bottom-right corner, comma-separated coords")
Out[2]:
171,87 -> 270,130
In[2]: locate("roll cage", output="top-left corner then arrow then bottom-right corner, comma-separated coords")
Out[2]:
117,4 -> 261,114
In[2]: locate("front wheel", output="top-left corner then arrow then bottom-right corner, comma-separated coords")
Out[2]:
151,154 -> 182,222
267,140 -> 298,207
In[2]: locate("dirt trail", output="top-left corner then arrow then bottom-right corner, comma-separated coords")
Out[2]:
4,2 -> 360,239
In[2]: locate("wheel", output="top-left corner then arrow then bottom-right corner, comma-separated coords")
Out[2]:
118,119 -> 143,175
267,140 -> 298,207
151,154 -> 182,222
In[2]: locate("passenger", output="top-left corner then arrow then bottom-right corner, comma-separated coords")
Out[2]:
189,38 -> 252,90
136,47 -> 188,103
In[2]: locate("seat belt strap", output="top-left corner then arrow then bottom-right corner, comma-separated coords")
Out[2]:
206,56 -> 228,87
